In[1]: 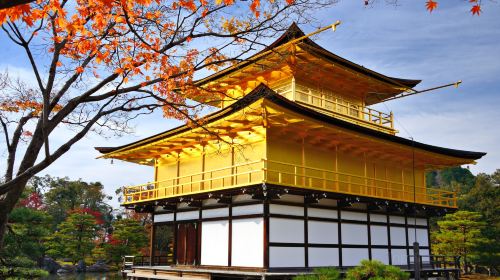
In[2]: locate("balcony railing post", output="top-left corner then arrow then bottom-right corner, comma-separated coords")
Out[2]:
294,165 -> 298,186
390,112 -> 394,129
263,159 -> 268,182
322,171 -> 326,189
209,171 -> 213,190
348,176 -> 352,193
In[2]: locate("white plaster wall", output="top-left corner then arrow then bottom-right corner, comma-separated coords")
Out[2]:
342,248 -> 368,266
232,204 -> 263,216
341,224 -> 368,245
270,204 -> 303,216
370,225 -> 388,245
408,228 -> 429,246
308,208 -> 337,219
372,249 -> 390,264
269,247 -> 305,267
269,218 -> 304,243
176,210 -> 199,221
342,211 -> 367,221
308,248 -> 339,267
391,249 -> 408,265
202,207 -> 229,219
389,215 -> 405,224
308,221 -> 338,244
201,221 -> 228,266
370,213 -> 387,223
154,213 -> 174,223
231,218 -> 264,267
390,227 -> 407,246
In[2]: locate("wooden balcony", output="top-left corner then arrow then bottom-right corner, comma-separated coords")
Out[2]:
122,159 -> 456,208
273,81 -> 395,134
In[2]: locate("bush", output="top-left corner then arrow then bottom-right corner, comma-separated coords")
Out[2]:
0,256 -> 49,279
345,260 -> 409,280
294,267 -> 341,280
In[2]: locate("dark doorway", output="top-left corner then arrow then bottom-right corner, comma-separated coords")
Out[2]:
152,224 -> 175,265
176,222 -> 198,265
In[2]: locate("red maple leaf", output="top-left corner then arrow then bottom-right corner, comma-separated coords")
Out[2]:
470,4 -> 481,15
426,0 -> 438,13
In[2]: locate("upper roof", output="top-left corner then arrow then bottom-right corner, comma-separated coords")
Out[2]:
96,84 -> 485,162
194,23 -> 421,105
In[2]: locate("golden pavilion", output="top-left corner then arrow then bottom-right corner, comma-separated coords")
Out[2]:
97,23 -> 485,280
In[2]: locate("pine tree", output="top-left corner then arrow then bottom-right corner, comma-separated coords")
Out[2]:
46,211 -> 98,264
432,211 -> 489,274
105,218 -> 148,265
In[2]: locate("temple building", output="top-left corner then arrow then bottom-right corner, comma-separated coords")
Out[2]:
96,24 -> 485,279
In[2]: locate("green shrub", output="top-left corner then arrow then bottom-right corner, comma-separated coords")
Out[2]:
0,256 -> 49,279
294,267 -> 341,280
345,260 -> 409,280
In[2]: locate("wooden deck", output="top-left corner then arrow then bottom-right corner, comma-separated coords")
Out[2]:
123,265 -> 461,280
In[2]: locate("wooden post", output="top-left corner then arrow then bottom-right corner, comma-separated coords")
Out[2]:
201,145 -> 206,190
150,215 -> 155,266
414,242 -> 421,280
335,145 -> 339,191
364,152 -> 368,195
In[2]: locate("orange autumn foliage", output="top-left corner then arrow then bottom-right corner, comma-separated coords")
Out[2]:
425,0 -> 483,15
425,0 -> 437,13
0,0 -> 294,119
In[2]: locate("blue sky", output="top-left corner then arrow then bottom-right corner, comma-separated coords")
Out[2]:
1,0 -> 499,208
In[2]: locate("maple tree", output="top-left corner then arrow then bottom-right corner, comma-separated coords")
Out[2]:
0,0 -> 335,249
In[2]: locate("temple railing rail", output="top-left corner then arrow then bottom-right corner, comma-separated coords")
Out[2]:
273,81 -> 395,134
407,255 -> 461,274
122,159 -> 456,208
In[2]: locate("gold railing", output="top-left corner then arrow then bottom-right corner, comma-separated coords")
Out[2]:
122,159 -> 456,208
123,160 -> 264,204
273,82 -> 395,134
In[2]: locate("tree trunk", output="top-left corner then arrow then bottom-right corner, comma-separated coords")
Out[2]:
0,0 -> 35,10
0,179 -> 29,250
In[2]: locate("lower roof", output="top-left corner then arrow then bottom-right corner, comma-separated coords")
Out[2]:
96,84 -> 485,161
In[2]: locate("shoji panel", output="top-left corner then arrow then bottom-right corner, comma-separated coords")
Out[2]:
269,247 -> 305,267
308,221 -> 338,244
342,223 -> 368,245
309,248 -> 339,267
269,218 -> 304,243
